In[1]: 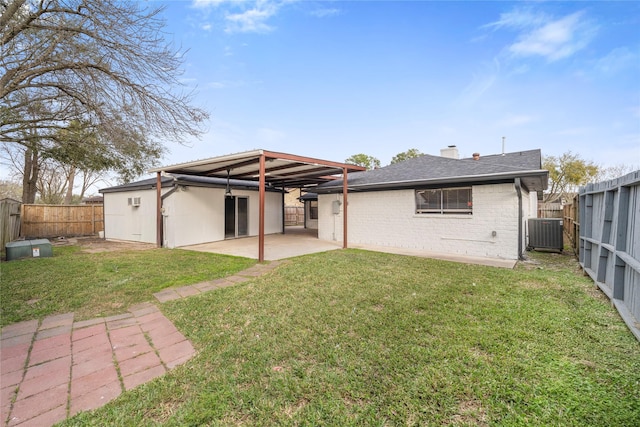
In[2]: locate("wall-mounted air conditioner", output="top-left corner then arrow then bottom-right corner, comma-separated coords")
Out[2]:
128,197 -> 141,207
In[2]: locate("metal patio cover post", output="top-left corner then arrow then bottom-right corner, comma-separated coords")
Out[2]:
151,149 -> 365,262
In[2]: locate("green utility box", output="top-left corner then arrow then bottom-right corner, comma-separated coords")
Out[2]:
5,239 -> 53,261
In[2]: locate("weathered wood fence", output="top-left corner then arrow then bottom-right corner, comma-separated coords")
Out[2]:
538,202 -> 563,218
21,204 -> 104,238
579,170 -> 640,341
563,196 -> 580,255
284,206 -> 304,226
0,198 -> 22,251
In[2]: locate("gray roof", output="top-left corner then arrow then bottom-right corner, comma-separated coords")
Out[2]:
316,149 -> 548,193
299,192 -> 318,201
100,174 -> 284,194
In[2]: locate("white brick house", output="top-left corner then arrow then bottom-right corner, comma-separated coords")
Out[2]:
315,148 -> 547,261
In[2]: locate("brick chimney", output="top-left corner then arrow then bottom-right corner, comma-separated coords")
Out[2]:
472,152 -> 480,160
440,145 -> 459,159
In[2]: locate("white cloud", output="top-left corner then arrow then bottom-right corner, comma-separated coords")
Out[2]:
484,8 -> 550,31
509,12 -> 597,61
595,47 -> 638,74
456,58 -> 500,107
191,0 -> 286,34
192,0 -> 227,8
310,8 -> 340,18
201,23 -> 212,31
485,8 -> 598,62
225,5 -> 277,33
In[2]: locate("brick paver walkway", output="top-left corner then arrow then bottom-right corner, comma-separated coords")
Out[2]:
152,261 -> 286,303
1,261 -> 287,427
1,304 -> 194,427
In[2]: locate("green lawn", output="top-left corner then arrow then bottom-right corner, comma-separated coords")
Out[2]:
55,249 -> 639,426
0,245 -> 255,326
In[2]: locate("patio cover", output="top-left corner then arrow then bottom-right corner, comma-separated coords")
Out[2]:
149,149 -> 366,261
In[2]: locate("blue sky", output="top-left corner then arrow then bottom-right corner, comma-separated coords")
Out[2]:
160,0 -> 639,168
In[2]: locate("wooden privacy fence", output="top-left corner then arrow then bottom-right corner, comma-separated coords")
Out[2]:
1,198 -> 21,250
579,170 -> 640,341
284,206 -> 304,226
563,196 -> 580,255
21,204 -> 104,238
538,202 -> 563,218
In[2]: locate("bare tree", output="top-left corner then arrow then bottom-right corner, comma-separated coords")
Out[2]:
36,159 -> 67,204
596,163 -> 639,182
2,141 -> 112,203
76,168 -> 110,200
1,0 -> 209,201
0,178 -> 22,200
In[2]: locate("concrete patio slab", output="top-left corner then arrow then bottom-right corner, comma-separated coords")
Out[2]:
179,225 -> 516,268
181,226 -> 341,260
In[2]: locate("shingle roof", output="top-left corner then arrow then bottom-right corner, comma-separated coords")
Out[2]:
299,192 -> 318,201
316,149 -> 547,193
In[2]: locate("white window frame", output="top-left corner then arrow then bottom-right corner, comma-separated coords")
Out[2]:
415,187 -> 473,215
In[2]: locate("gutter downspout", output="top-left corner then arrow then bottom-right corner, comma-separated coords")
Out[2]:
515,178 -> 524,260
156,172 -> 162,248
157,173 -> 183,248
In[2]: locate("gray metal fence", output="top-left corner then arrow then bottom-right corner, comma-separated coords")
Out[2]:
579,170 -> 640,341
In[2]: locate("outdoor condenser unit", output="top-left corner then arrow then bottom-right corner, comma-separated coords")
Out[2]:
527,218 -> 564,252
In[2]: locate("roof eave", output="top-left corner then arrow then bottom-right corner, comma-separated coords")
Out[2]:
315,170 -> 549,193
148,150 -> 264,173
99,174 -> 286,194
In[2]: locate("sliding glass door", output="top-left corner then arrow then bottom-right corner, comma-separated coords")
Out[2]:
225,196 -> 248,238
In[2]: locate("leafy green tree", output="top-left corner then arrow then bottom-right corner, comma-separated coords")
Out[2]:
48,120 -> 156,203
390,148 -> 424,165
345,154 -> 381,170
543,152 -> 599,202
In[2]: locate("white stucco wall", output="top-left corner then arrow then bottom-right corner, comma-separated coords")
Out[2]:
103,186 -> 283,248
304,202 -> 318,230
164,187 -> 283,248
162,186 -> 224,248
528,191 -> 538,218
103,189 -> 162,244
318,183 -> 532,260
